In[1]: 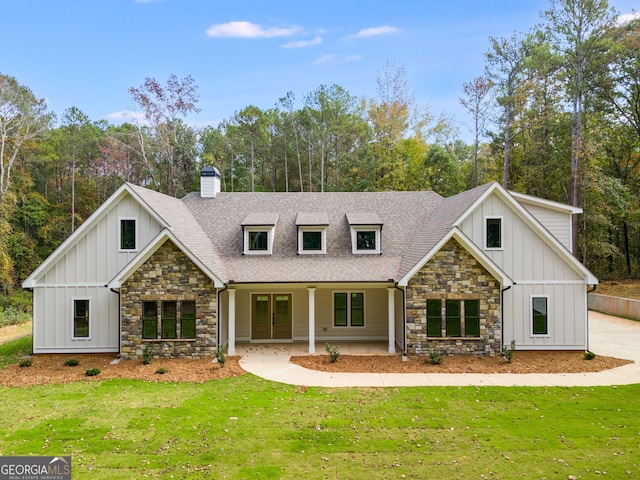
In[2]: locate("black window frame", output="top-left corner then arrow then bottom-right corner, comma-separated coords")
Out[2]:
120,218 -> 137,251
532,296 -> 549,335
73,299 -> 90,338
142,301 -> 158,339
333,292 -> 365,327
485,217 -> 502,249
426,299 -> 442,337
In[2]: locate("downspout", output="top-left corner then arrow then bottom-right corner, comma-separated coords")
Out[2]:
109,287 -> 121,356
586,284 -> 597,351
217,283 -> 229,348
500,284 -> 512,358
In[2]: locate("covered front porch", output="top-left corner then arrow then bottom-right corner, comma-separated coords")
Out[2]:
218,283 -> 405,355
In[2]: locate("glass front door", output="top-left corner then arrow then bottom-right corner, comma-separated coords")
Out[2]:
251,294 -> 292,340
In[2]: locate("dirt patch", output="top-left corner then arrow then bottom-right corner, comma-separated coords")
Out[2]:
597,280 -> 640,301
0,354 -> 245,388
291,351 -> 632,374
0,322 -> 31,345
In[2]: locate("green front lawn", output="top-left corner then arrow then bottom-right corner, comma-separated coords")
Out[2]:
0,360 -> 638,479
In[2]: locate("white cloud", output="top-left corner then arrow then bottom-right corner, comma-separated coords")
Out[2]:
105,110 -> 149,125
281,36 -> 322,49
206,21 -> 301,38
341,54 -> 363,63
349,25 -> 399,38
617,12 -> 640,25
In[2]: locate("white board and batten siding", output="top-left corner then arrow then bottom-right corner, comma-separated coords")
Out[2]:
515,199 -> 574,252
31,193 -> 163,353
459,192 -> 588,350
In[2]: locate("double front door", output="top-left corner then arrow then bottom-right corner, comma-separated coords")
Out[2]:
252,294 -> 292,340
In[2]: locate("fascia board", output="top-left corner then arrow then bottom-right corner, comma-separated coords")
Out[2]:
398,227 -> 512,287
108,229 -> 224,289
510,191 -> 583,215
462,183 -> 598,285
23,184 -> 131,288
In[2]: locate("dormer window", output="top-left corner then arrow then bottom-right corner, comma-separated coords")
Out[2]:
242,213 -> 279,255
296,212 -> 328,255
346,213 -> 383,255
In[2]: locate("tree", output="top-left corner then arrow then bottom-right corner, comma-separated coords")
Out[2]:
129,74 -> 201,197
460,76 -> 493,187
542,0 -> 617,254
485,34 -> 527,189
0,73 -> 52,204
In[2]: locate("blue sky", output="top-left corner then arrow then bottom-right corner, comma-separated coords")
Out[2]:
1,0 -> 638,137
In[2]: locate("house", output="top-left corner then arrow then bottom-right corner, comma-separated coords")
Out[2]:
22,167 -> 598,359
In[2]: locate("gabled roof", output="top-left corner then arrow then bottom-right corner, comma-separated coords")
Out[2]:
126,183 -> 228,284
22,183 -> 170,288
453,182 -> 598,284
108,230 -> 224,288
398,227 -> 512,287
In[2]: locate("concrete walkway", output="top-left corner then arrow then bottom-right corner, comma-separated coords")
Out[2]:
238,311 -> 640,387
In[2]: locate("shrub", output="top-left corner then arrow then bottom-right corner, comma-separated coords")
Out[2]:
0,307 -> 23,327
502,340 -> 516,363
155,367 -> 168,375
428,349 -> 444,365
216,342 -> 228,366
142,345 -> 155,365
64,358 -> 80,367
584,350 -> 596,360
19,358 -> 33,368
85,368 -> 100,377
325,343 -> 340,363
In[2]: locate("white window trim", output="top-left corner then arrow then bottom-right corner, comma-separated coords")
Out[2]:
332,291 -> 366,328
297,227 -> 327,255
530,295 -> 550,337
350,225 -> 381,254
118,217 -> 139,252
71,297 -> 91,340
484,216 -> 504,251
243,226 -> 275,255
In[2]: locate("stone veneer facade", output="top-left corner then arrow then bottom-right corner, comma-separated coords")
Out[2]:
406,239 -> 501,356
120,240 -> 217,359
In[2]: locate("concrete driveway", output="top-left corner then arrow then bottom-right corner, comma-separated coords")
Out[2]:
238,311 -> 640,387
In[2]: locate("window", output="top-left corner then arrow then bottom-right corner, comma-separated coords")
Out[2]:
73,299 -> 90,338
426,299 -> 442,337
145,301 -> 196,340
465,300 -> 480,337
429,299 -> 480,338
142,301 -> 158,339
120,218 -> 137,251
249,231 -> 268,251
531,296 -> 549,335
243,227 -> 274,254
445,300 -> 461,337
298,228 -> 327,254
351,226 -> 381,254
485,217 -> 502,249
333,292 -> 365,327
181,301 -> 196,339
162,301 -> 177,339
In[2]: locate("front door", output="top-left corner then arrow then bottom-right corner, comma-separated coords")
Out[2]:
251,294 -> 292,340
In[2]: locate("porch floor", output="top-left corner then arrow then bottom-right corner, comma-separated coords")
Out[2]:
235,342 -> 394,357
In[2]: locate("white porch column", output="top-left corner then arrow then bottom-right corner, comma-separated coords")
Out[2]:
227,288 -> 236,355
387,287 -> 396,353
308,287 -> 316,354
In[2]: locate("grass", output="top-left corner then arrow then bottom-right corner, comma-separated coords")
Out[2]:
0,335 -> 32,369
0,335 -> 638,478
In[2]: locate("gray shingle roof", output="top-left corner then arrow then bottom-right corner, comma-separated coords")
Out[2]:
130,184 -> 495,285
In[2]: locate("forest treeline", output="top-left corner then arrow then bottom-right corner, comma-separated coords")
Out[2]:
1,0 -> 639,296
